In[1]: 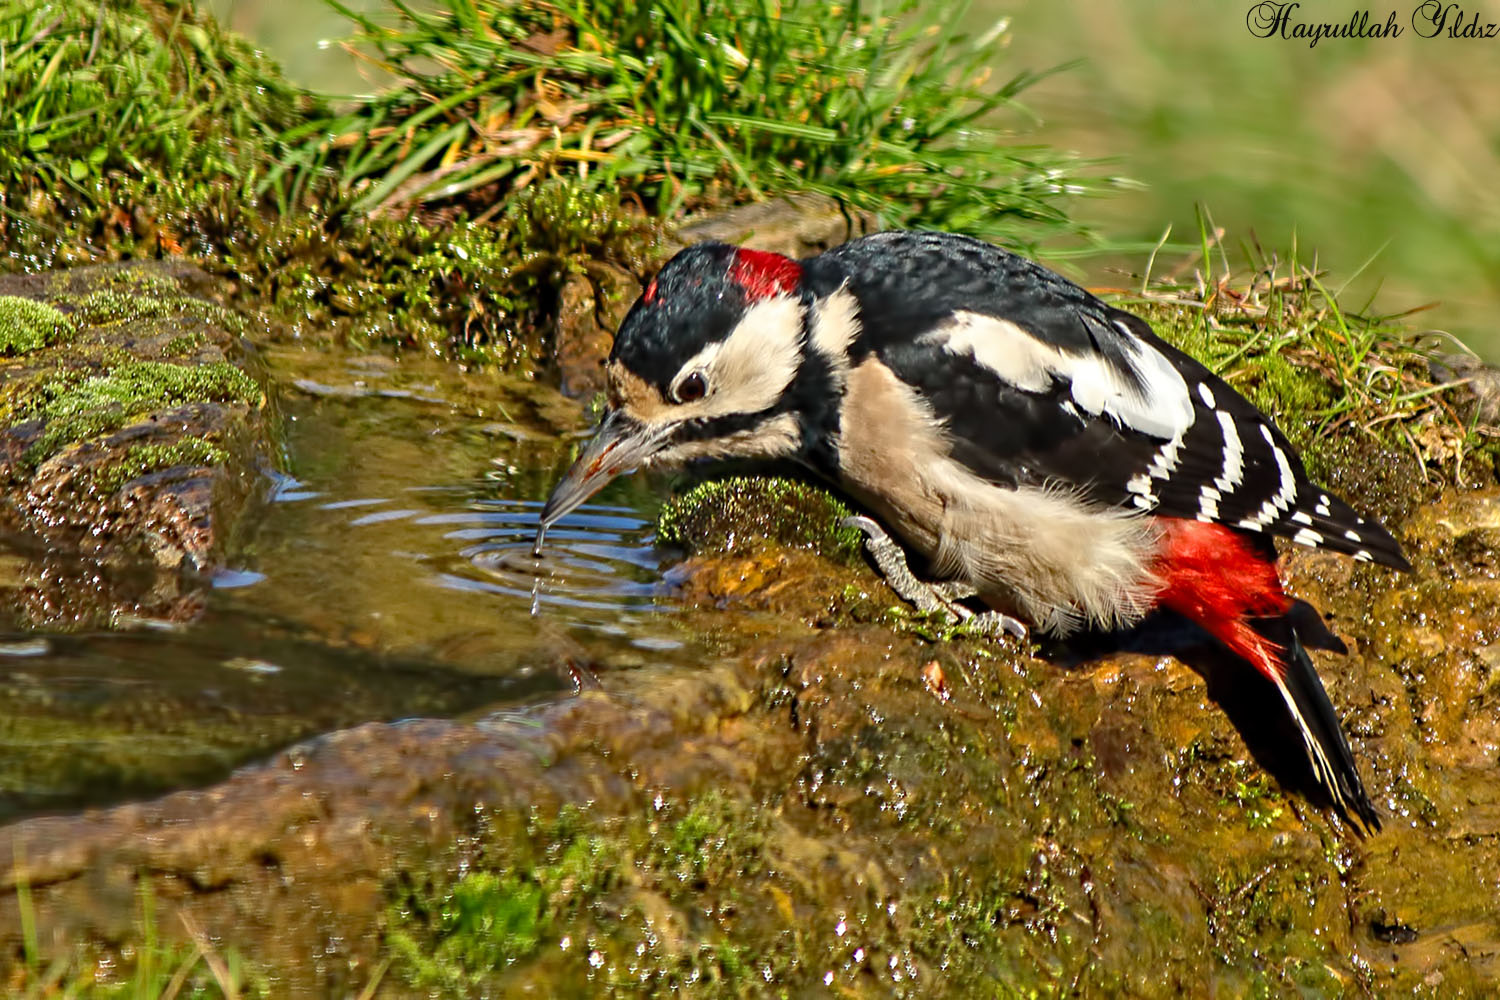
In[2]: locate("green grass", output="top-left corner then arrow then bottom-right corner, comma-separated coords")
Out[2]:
0,0 -> 305,265
1110,210 -> 1469,485
9,872 -> 263,998
285,0 -> 1107,248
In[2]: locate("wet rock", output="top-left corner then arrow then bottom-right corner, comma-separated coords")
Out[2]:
554,269 -> 621,399
675,192 -> 878,260
5,360 -> 1500,993
0,654 -> 780,993
5,479 -> 1500,995
0,262 -> 270,626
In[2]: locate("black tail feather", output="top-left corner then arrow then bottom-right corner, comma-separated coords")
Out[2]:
1254,614 -> 1381,833
1052,603 -> 1382,833
1285,597 -> 1347,655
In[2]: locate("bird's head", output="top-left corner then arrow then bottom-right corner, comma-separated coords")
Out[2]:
536,242 -> 815,548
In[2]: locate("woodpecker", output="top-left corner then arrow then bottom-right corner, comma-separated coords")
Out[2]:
536,231 -> 1409,831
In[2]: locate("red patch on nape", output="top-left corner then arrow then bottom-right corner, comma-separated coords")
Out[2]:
642,277 -> 659,304
1152,518 -> 1292,679
728,248 -> 802,301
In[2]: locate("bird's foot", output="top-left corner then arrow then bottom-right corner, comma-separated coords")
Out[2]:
961,609 -> 1031,640
842,515 -> 1027,639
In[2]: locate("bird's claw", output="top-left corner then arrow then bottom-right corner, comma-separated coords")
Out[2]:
841,515 -> 1028,640
962,609 -> 1030,640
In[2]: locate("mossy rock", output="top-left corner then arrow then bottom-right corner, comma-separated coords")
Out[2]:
0,261 -> 271,628
656,476 -> 863,563
0,296 -> 74,355
14,359 -> 258,468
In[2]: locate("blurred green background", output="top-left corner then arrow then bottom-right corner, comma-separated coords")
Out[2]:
1002,1 -> 1500,356
208,0 -> 1500,357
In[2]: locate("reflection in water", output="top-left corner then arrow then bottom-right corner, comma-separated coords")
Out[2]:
0,617 -> 558,822
255,483 -> 674,641
0,357 -> 688,820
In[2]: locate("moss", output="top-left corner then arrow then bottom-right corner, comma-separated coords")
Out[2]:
0,296 -> 74,355
163,332 -> 209,357
18,361 -> 259,466
655,476 -> 863,563
258,179 -> 662,366
388,870 -> 549,987
507,181 -> 661,273
386,794 -> 774,993
90,438 -> 230,494
387,807 -> 621,992
60,285 -> 243,334
1221,769 -> 1287,830
651,793 -> 766,886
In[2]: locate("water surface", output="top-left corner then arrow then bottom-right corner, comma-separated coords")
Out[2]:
0,350 -> 690,819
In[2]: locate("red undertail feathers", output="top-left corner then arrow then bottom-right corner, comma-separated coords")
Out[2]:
1151,517 -> 1379,831
1153,518 -> 1290,679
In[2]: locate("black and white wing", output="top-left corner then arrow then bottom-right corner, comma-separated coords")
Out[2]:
815,231 -> 1409,570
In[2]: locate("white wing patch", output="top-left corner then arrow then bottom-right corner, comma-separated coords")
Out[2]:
1076,327 -> 1196,440
1126,472 -> 1157,505
1197,484 -> 1221,521
930,311 -> 1195,441
1264,425 -> 1299,512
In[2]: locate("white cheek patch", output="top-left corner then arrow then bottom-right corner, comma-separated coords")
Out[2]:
929,310 -> 1195,441
659,294 -> 804,424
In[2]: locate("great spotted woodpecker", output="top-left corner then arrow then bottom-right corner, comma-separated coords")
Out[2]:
536,231 -> 1409,830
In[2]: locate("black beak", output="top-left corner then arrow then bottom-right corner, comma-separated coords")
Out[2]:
534,411 -> 673,555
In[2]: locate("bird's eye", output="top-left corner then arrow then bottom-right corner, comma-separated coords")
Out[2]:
674,372 -> 708,403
